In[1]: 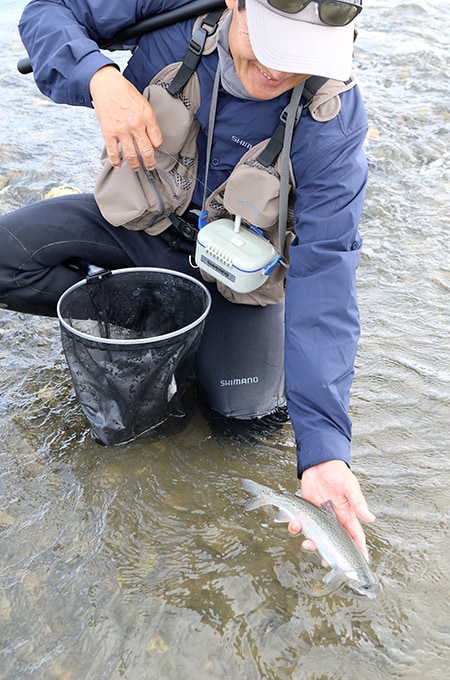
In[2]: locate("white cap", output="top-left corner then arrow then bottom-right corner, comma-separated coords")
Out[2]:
246,0 -> 357,81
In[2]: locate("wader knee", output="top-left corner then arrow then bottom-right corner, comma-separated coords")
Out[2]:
195,292 -> 285,420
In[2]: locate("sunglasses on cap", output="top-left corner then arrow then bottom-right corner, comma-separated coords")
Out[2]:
266,0 -> 363,27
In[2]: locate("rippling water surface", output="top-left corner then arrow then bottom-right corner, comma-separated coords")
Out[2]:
0,1 -> 449,678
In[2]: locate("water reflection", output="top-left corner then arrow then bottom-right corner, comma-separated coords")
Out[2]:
1,1 -> 449,678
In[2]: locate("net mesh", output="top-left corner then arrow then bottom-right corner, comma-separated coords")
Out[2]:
57,268 -> 211,445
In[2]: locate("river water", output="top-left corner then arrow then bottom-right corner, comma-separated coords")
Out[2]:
0,1 -> 449,678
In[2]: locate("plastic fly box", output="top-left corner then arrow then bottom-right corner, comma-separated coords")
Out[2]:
195,218 -> 281,294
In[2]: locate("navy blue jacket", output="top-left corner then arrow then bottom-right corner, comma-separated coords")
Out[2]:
19,0 -> 368,476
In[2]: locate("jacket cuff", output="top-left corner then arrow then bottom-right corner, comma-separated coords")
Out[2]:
67,54 -> 120,107
296,432 -> 351,478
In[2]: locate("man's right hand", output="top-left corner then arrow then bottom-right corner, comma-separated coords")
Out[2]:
89,65 -> 162,171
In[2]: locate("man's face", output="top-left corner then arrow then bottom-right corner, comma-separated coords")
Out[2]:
225,0 -> 309,100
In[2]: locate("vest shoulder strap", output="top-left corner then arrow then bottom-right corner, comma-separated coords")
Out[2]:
256,75 -> 328,168
167,9 -> 226,95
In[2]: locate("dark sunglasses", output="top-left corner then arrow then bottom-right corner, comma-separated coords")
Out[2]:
267,0 -> 363,27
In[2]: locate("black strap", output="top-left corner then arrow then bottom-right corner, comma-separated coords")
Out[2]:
301,75 -> 329,107
167,9 -> 224,95
256,75 -> 329,168
85,268 -> 113,339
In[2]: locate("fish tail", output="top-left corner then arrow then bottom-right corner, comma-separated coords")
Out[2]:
241,478 -> 269,495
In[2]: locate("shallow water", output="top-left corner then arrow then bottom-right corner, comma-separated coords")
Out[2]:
0,1 -> 449,678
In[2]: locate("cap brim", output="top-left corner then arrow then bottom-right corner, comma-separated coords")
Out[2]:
246,1 -> 354,81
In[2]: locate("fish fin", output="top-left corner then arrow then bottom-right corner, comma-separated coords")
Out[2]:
273,509 -> 294,524
242,498 -> 267,512
320,500 -> 337,519
322,568 -> 345,590
310,579 -> 339,598
310,570 -> 344,598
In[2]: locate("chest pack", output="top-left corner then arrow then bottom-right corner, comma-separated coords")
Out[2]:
94,9 -> 357,306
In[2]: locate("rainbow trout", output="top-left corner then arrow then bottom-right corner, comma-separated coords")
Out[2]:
241,478 -> 380,599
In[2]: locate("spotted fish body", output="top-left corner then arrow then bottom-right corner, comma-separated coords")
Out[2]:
241,478 -> 381,599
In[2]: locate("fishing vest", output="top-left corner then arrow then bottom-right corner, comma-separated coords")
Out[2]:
94,10 -> 357,305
